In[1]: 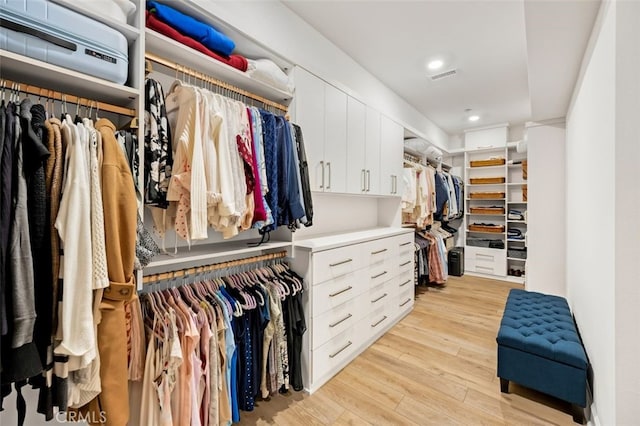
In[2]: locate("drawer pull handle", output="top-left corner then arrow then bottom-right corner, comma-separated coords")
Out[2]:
400,298 -> 412,307
476,265 -> 494,272
399,241 -> 412,247
399,261 -> 411,267
329,313 -> 353,328
329,258 -> 353,267
371,315 -> 388,328
329,341 -> 353,358
371,293 -> 388,303
371,271 -> 388,279
400,279 -> 411,287
371,248 -> 388,255
329,286 -> 353,297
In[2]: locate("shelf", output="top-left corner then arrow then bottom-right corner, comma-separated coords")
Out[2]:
508,201 -> 528,204
507,220 -> 527,223
466,165 -> 506,171
466,183 -> 506,187
506,276 -> 526,284
49,0 -> 140,43
146,29 -> 293,104
507,239 -> 526,243
507,182 -> 527,186
0,50 -> 139,106
508,164 -> 524,168
467,230 -> 506,235
467,213 -> 505,216
507,257 -> 527,262
465,146 -> 506,154
466,198 -> 505,201
144,240 -> 292,271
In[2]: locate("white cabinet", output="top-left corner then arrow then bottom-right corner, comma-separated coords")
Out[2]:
294,67 -> 326,191
346,97 -> 367,193
323,84 -> 348,193
380,115 -> 404,196
365,106 -> 382,194
294,68 -> 347,193
346,100 -> 383,195
292,229 -> 414,393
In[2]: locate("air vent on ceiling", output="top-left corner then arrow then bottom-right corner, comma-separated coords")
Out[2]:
430,69 -> 457,81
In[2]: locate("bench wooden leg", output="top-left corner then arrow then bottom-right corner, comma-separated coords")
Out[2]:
571,404 -> 585,424
500,378 -> 509,393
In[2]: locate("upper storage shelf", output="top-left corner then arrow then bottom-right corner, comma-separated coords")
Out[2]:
49,0 -> 140,43
146,29 -> 293,105
1,50 -> 139,106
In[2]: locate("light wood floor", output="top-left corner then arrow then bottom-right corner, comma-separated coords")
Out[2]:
239,275 -> 575,425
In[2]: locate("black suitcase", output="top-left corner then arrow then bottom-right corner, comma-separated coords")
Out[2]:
448,247 -> 464,277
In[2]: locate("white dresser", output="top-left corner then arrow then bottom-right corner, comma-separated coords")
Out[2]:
291,228 -> 415,393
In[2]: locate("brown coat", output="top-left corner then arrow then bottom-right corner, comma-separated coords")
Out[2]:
80,118 -> 137,426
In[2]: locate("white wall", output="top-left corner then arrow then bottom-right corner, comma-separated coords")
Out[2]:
565,0 -> 640,423
526,123 -> 566,297
196,0 -> 450,150
613,1 -> 640,423
566,1 -> 616,423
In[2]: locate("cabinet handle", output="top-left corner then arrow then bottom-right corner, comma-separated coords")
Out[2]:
400,279 -> 411,287
326,162 -> 331,189
361,169 -> 366,192
329,258 -> 353,267
371,271 -> 388,279
400,260 -> 411,267
400,298 -> 412,307
366,169 -> 371,192
371,315 -> 388,328
391,175 -> 394,194
476,265 -> 494,272
393,175 -> 397,194
371,293 -> 388,303
329,313 -> 353,328
371,248 -> 388,255
320,160 -> 325,189
329,286 -> 353,297
329,341 -> 353,358
399,242 -> 412,247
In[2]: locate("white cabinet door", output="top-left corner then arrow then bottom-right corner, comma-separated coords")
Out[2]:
346,97 -> 366,194
365,106 -> 381,195
380,115 -> 404,196
294,67 -> 326,191
323,84 -> 348,193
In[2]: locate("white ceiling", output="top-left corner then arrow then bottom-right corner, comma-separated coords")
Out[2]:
282,0 -> 600,136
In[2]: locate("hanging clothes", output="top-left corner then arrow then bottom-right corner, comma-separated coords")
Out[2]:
134,261 -> 306,425
145,79 -> 311,244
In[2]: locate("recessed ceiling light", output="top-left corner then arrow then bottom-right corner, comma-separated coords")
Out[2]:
468,115 -> 480,122
427,59 -> 444,70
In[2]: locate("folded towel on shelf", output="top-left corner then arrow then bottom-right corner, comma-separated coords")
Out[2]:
81,0 -> 136,24
508,209 -> 524,220
246,59 -> 294,94
146,11 -> 248,72
147,1 -> 236,56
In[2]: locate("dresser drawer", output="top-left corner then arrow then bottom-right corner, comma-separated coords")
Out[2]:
396,233 -> 415,257
311,268 -> 366,318
465,246 -> 506,276
364,237 -> 397,266
312,324 -> 361,383
368,259 -> 397,289
367,303 -> 393,338
312,298 -> 363,349
397,287 -> 414,312
397,254 -> 414,276
312,245 -> 364,285
396,269 -> 414,292
368,280 -> 393,310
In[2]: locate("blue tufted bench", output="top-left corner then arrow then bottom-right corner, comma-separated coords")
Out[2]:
497,289 -> 589,424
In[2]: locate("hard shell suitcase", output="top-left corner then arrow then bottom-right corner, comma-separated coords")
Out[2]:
0,0 -> 129,84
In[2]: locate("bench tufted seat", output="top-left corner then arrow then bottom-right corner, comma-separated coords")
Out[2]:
497,289 -> 589,424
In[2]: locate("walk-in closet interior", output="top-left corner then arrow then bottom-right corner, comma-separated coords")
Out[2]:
1,0 -> 638,425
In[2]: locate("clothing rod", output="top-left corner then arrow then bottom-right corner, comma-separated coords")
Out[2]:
142,250 -> 288,284
0,78 -> 137,117
145,52 -> 289,113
